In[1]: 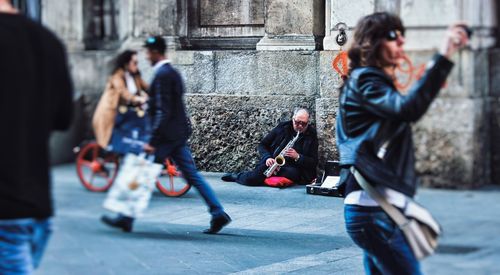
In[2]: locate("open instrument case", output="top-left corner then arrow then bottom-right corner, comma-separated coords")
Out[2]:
306,160 -> 344,197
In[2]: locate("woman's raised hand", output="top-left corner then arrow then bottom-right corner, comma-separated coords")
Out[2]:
440,23 -> 471,59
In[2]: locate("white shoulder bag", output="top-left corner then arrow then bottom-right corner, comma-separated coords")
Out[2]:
350,166 -> 441,260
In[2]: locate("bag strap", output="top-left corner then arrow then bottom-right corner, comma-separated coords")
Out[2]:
350,166 -> 410,228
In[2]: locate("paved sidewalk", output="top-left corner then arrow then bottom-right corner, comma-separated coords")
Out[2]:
37,164 -> 500,274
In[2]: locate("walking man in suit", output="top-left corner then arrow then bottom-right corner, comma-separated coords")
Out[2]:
101,36 -> 231,234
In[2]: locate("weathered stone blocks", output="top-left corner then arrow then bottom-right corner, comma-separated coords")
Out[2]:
414,98 -> 490,188
186,95 -> 315,172
174,51 -> 215,94
315,97 -> 339,170
213,51 -> 320,96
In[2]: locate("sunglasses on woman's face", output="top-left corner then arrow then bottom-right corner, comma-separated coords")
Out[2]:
386,29 -> 404,41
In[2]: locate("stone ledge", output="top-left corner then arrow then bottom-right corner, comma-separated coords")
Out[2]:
256,35 -> 317,51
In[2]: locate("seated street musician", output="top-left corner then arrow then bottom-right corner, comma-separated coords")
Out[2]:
221,108 -> 318,188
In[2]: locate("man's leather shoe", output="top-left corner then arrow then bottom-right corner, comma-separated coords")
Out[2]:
101,214 -> 134,233
221,173 -> 238,182
203,212 -> 231,234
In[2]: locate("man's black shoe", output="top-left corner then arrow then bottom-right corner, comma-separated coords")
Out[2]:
221,173 -> 237,182
203,212 -> 231,234
101,214 -> 134,233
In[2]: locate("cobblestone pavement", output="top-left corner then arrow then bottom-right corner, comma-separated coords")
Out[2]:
37,164 -> 500,275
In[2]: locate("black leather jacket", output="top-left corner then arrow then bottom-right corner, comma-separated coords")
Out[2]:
336,54 -> 453,197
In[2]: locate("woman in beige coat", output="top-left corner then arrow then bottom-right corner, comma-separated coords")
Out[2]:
92,50 -> 149,149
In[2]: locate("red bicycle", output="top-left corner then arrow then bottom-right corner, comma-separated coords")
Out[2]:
74,141 -> 191,197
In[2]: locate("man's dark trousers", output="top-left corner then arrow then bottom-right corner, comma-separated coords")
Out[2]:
236,158 -> 301,186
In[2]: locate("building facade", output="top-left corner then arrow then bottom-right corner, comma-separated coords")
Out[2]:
36,0 -> 499,188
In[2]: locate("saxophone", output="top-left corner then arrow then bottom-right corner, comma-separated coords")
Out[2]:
263,131 -> 300,177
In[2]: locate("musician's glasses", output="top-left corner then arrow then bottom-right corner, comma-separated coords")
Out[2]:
293,119 -> 308,127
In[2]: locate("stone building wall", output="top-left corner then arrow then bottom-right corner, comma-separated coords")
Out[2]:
490,49 -> 500,185
161,50 -> 321,172
42,0 -> 499,187
324,0 -> 498,189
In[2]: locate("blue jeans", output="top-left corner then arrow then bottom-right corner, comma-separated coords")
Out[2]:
344,205 -> 421,275
156,140 -> 225,217
0,218 -> 52,274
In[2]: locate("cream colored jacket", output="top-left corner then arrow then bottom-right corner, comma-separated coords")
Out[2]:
92,69 -> 148,148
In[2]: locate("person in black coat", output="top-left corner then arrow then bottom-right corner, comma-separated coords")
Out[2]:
101,36 -> 231,235
0,1 -> 73,272
222,108 -> 319,187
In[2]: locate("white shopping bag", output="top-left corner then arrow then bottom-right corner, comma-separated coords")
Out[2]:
103,153 -> 163,218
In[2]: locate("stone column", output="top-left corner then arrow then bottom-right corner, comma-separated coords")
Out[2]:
323,0 -> 375,50
491,49 -> 500,185
319,0 -> 376,169
41,0 -> 86,163
42,0 -> 84,51
131,0 -> 180,37
256,0 -> 324,51
126,0 -> 184,79
400,0 -> 496,187
128,0 -> 184,55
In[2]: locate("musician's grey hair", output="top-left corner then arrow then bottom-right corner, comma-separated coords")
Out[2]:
293,108 -> 310,119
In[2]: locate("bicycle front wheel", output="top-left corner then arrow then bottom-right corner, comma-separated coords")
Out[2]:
76,142 -> 119,192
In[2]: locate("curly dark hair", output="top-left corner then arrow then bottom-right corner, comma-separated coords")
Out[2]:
347,12 -> 405,75
110,50 -> 137,74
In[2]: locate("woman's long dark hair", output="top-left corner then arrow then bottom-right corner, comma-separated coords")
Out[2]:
110,50 -> 137,75
347,12 -> 405,75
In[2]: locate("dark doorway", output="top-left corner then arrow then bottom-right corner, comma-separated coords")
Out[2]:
83,0 -> 120,50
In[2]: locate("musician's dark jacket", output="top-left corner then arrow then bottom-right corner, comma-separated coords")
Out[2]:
258,120 -> 319,182
336,54 -> 454,197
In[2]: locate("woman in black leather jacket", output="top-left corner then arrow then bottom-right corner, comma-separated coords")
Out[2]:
336,12 -> 469,274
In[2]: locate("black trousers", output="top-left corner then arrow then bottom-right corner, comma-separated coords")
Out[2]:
236,159 -> 301,186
